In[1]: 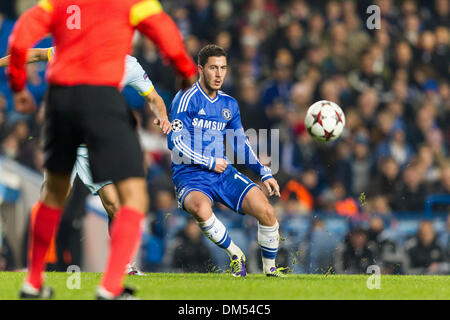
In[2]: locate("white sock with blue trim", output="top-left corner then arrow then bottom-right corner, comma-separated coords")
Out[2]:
198,213 -> 243,259
258,221 -> 279,273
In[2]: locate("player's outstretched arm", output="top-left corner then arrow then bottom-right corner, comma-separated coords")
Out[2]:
0,55 -> 11,68
143,89 -> 171,135
7,2 -> 53,92
26,48 -> 50,64
0,48 -> 50,68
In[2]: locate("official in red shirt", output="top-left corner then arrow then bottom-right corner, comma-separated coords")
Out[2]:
7,0 -> 197,300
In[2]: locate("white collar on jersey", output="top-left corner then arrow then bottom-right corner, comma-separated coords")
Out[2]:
195,81 -> 219,103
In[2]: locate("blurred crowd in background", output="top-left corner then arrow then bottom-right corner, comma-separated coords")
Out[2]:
0,0 -> 449,275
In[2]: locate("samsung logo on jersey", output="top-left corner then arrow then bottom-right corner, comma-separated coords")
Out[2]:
192,118 -> 226,131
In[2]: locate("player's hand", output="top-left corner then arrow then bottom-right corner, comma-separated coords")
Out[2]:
153,117 -> 172,135
213,158 -> 228,173
13,89 -> 36,114
263,178 -> 280,197
178,75 -> 197,90
427,262 -> 441,274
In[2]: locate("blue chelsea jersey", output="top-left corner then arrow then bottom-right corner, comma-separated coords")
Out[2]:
167,82 -> 272,183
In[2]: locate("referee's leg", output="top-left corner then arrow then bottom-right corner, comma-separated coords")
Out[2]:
23,172 -> 71,295
22,86 -> 78,295
83,86 -> 149,298
42,172 -> 72,207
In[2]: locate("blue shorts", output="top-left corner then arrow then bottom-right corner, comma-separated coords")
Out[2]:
174,165 -> 260,215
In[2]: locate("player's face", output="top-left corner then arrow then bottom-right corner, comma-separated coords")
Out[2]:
200,56 -> 227,91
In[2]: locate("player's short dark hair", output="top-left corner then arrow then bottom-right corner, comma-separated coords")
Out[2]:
197,44 -> 227,66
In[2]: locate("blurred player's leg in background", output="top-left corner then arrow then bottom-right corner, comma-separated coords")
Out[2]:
98,184 -> 145,276
240,187 -> 284,276
98,184 -> 120,233
183,191 -> 246,276
20,84 -> 82,297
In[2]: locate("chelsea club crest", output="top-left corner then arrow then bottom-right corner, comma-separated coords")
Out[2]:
222,108 -> 232,120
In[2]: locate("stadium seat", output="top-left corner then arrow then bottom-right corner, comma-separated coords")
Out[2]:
281,215 -> 311,243
142,233 -> 165,264
204,237 -> 229,272
163,213 -> 188,242
390,219 -> 420,243
323,217 -> 349,239
306,230 -> 340,274
228,229 -> 250,255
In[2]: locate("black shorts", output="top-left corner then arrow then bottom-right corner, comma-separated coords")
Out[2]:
44,85 -> 145,183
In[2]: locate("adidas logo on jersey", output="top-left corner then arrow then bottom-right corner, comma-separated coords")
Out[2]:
198,108 -> 206,116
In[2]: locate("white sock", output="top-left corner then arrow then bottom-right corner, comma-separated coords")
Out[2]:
198,213 -> 243,259
258,221 -> 279,273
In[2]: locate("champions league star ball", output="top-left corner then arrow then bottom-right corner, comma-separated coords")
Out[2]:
304,100 -> 345,142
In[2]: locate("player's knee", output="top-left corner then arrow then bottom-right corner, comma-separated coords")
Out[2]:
43,174 -> 71,207
46,193 -> 67,207
116,177 -> 149,213
134,192 -> 149,215
46,183 -> 69,200
119,187 -> 149,214
185,201 -> 211,222
195,208 -> 213,222
259,204 -> 276,226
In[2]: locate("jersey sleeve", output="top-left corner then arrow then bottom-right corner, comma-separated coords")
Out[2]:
7,1 -> 54,92
47,46 -> 55,61
226,100 -> 273,181
130,0 -> 197,79
167,90 -> 216,171
124,56 -> 154,96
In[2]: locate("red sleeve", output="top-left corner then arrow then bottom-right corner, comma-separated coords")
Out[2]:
136,12 -> 197,79
7,5 -> 53,92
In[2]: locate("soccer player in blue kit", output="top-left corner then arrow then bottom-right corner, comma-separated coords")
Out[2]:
168,45 -> 288,277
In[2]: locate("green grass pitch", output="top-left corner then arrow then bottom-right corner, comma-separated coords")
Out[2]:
0,272 -> 449,300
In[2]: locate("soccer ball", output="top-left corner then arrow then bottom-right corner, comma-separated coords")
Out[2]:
304,100 -> 345,142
